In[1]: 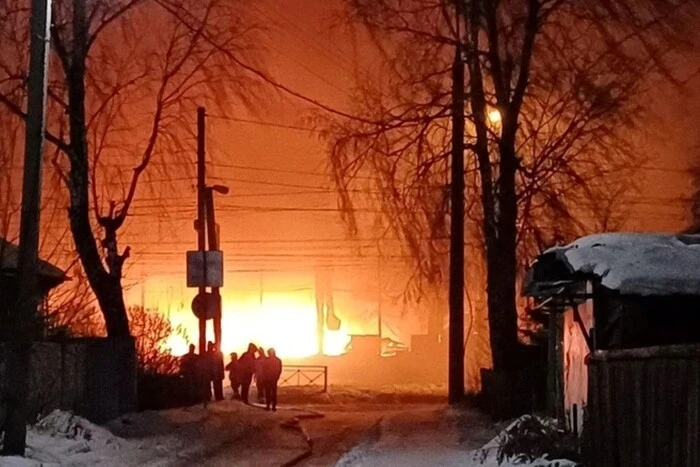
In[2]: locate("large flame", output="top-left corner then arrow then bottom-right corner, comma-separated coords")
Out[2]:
164,290 -> 351,358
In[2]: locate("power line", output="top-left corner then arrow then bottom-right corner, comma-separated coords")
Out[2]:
127,236 -> 433,245
211,162 -> 333,179
207,114 -> 319,132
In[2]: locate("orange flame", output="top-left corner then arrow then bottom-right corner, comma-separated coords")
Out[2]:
164,291 -> 351,358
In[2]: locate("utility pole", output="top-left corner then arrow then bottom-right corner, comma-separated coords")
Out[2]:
205,187 -> 227,401
2,0 -> 52,455
377,255 -> 382,345
197,107 -> 207,355
448,41 -> 465,404
205,189 -> 222,349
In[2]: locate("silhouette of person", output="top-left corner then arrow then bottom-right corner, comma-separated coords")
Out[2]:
208,341 -> 225,401
180,344 -> 198,404
225,352 -> 240,399
238,343 -> 258,404
181,344 -> 197,377
194,349 -> 212,403
255,348 -> 268,404
263,348 -> 282,411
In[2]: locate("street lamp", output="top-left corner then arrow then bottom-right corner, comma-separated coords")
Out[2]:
488,108 -> 502,125
210,184 -> 229,195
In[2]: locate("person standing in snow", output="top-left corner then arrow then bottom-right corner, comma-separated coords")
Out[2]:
194,351 -> 212,403
181,344 -> 197,377
208,341 -> 225,401
263,348 -> 283,411
180,344 -> 198,404
237,343 -> 258,404
225,352 -> 241,399
254,347 -> 268,404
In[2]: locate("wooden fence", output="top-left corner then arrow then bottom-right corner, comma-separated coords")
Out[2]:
586,344 -> 700,466
0,337 -> 137,424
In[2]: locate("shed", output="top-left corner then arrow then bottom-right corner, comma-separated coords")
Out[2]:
526,233 -> 700,347
524,233 -> 700,466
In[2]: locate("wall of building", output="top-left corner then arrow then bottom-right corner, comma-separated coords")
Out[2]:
563,292 -> 593,433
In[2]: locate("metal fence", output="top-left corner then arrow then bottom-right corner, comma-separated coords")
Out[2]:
278,365 -> 328,392
586,344 -> 700,467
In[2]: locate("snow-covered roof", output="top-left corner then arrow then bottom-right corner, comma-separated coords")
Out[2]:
0,237 -> 66,283
527,233 -> 700,297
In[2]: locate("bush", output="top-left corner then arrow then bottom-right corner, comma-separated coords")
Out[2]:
127,306 -> 186,376
496,415 -> 582,465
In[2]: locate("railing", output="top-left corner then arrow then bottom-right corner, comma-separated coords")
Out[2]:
278,365 -> 328,393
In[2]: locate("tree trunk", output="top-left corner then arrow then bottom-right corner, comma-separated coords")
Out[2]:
93,274 -> 130,336
486,141 -> 521,371
485,243 -> 520,370
64,0 -> 130,337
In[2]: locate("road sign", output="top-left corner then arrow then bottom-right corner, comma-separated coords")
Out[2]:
191,292 -> 221,320
186,250 -> 224,287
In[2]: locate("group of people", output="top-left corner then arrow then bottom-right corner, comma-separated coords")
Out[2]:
180,341 -> 226,403
226,343 -> 282,411
180,341 -> 283,411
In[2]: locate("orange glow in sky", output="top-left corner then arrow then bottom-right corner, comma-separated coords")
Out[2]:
154,287 -> 353,359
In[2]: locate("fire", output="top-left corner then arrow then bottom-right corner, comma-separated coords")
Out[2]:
162,290 -> 351,359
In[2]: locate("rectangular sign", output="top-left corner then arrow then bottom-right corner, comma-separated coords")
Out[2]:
186,250 -> 224,287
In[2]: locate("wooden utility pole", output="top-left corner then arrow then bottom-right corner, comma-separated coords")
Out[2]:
377,255 -> 382,346
196,107 -> 207,355
205,187 -> 225,400
205,190 -> 222,348
448,41 -> 465,404
2,0 -> 52,455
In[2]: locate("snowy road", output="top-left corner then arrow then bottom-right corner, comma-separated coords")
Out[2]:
2,392 -> 505,466
333,406 -> 496,467
292,406 -> 400,466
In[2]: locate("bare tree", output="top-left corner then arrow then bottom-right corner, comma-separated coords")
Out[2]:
43,266 -> 103,337
0,0 -> 263,336
324,0 -> 697,379
128,306 -> 187,375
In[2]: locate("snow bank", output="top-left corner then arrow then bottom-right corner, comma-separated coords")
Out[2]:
0,410 -> 128,466
2,402 -> 309,467
544,233 -> 700,296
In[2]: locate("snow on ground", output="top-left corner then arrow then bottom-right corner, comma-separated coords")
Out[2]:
1,387 -> 579,467
335,412 -> 579,467
0,401 -> 309,467
543,233 -> 700,296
